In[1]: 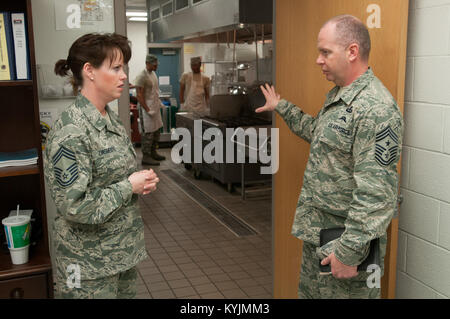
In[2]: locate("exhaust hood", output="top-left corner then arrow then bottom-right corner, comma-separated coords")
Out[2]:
148,0 -> 273,43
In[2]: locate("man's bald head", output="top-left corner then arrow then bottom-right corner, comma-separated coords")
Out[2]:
322,15 -> 371,62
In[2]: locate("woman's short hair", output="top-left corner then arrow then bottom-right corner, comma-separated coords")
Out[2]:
54,33 -> 131,91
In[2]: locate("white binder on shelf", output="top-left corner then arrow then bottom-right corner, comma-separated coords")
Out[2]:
11,12 -> 30,80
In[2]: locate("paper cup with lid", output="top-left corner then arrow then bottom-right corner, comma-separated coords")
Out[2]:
2,215 -> 31,265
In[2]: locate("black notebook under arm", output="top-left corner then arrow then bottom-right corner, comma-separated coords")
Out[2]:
319,227 -> 380,273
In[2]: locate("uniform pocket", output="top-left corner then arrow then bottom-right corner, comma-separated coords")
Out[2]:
92,147 -> 130,182
54,217 -> 83,250
319,123 -> 353,154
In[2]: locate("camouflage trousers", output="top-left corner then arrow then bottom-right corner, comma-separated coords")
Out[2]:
54,266 -> 138,299
142,129 -> 160,156
298,241 -> 380,299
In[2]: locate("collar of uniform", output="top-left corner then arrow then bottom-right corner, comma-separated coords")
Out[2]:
105,106 -> 126,136
324,68 -> 374,107
324,86 -> 340,107
75,93 -> 108,132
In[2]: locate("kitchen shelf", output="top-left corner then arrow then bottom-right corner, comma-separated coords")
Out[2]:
0,165 -> 40,178
0,80 -> 33,87
0,240 -> 51,281
0,0 -> 53,298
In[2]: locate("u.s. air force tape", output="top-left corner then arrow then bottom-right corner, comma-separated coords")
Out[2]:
375,125 -> 398,167
52,145 -> 79,188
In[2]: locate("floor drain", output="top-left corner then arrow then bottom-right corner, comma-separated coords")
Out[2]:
161,169 -> 258,237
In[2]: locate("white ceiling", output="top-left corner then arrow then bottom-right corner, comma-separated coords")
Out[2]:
125,0 -> 147,10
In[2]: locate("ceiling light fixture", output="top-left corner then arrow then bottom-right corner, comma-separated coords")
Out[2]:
128,17 -> 148,21
126,11 -> 148,17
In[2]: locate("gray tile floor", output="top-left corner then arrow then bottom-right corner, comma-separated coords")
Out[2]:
135,146 -> 272,299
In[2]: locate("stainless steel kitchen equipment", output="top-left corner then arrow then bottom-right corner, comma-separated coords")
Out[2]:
175,89 -> 272,196
149,0 -> 273,43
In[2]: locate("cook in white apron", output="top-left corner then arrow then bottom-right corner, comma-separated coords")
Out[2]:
135,53 -> 165,165
183,72 -> 209,117
142,70 -> 163,133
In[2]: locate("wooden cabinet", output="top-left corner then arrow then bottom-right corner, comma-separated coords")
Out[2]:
0,0 -> 53,298
0,274 -> 50,299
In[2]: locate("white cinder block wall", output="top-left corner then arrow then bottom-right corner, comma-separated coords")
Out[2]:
396,0 -> 450,299
127,21 -> 148,86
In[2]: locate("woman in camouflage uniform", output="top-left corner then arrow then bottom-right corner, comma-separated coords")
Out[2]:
45,33 -> 159,298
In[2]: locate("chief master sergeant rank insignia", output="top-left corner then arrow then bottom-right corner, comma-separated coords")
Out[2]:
375,125 -> 399,167
52,145 -> 79,188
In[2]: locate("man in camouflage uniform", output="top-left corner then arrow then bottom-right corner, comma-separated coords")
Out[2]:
257,15 -> 403,298
44,94 -> 148,298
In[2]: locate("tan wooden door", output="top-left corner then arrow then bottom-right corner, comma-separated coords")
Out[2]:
274,0 -> 409,299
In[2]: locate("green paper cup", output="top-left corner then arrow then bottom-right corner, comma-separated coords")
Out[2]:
2,215 -> 31,265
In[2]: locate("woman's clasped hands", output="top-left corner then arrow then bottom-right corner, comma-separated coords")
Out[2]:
128,169 -> 160,195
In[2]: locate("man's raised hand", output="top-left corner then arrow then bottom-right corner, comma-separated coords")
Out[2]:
255,83 -> 281,113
